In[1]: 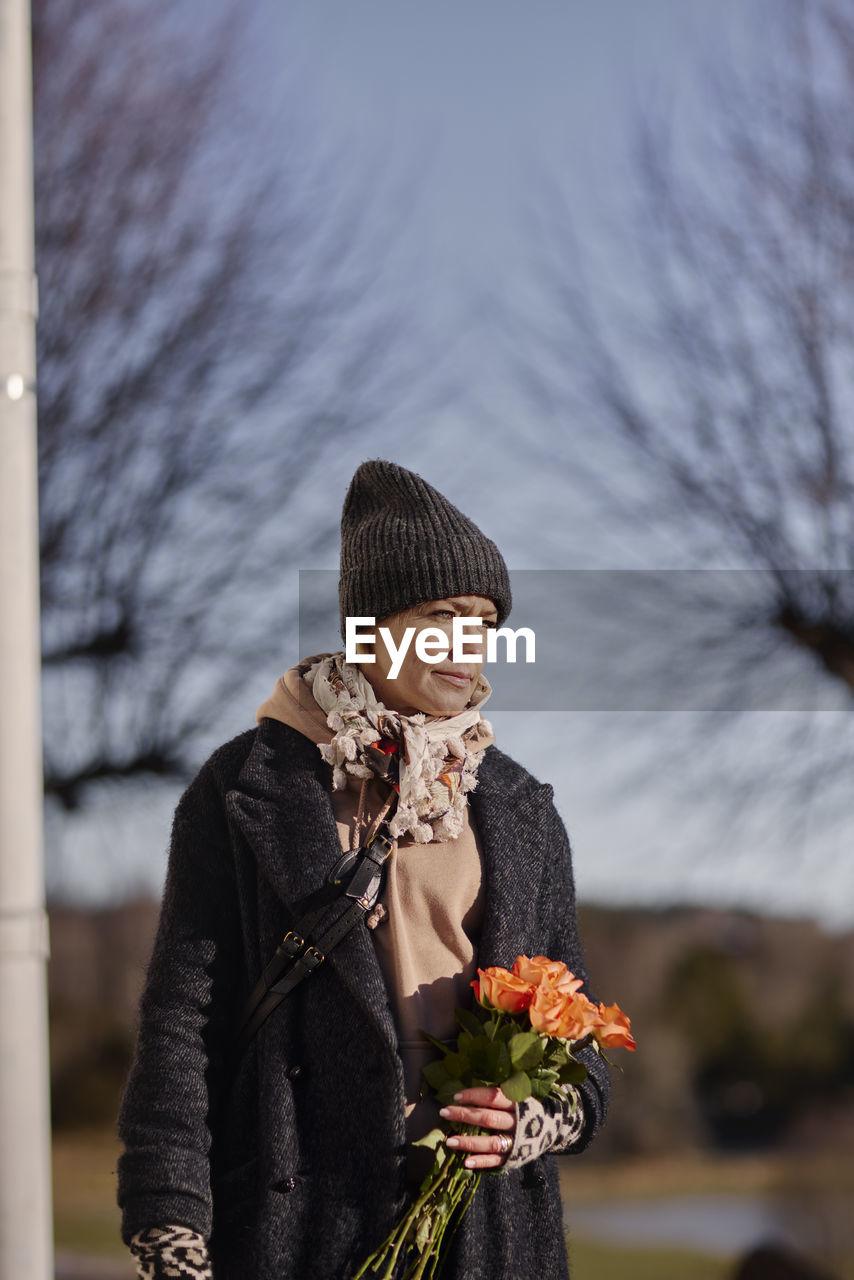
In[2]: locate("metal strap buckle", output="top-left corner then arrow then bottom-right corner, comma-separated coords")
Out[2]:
367,831 -> 394,858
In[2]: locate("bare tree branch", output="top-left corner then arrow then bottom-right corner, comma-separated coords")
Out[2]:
505,0 -> 854,832
35,0 -> 424,808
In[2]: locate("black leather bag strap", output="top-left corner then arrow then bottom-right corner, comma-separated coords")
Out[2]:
232,831 -> 393,1061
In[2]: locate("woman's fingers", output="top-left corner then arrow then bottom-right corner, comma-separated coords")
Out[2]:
443,1129 -> 513,1169
445,1132 -> 511,1153
439,1086 -> 514,1131
440,1088 -> 516,1168
452,1087 -> 514,1110
439,1102 -> 514,1130
439,1086 -> 515,1132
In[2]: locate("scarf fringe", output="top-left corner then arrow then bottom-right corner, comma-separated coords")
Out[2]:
303,653 -> 492,845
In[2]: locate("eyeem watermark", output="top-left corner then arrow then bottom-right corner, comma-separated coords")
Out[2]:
345,616 -> 536,678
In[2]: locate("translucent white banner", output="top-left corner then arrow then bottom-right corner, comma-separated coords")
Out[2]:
299,569 -> 853,712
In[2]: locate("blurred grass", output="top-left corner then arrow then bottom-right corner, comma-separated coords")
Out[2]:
568,1236 -> 731,1280
560,1147 -> 854,1200
53,1126 -> 128,1261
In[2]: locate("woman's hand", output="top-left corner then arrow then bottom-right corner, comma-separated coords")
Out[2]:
439,1086 -> 516,1170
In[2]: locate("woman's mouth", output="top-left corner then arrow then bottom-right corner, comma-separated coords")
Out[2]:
433,670 -> 472,689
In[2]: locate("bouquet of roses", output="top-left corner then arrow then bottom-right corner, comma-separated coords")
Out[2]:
352,954 -> 635,1280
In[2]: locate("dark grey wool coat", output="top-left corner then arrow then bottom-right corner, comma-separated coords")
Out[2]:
117,718 -> 610,1280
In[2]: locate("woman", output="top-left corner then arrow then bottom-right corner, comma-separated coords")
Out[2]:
117,459 -> 611,1279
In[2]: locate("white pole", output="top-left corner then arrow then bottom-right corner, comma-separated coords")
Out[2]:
0,0 -> 53,1276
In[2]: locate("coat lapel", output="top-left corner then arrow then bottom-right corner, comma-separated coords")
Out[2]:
470,751 -> 552,971
225,719 -> 398,1052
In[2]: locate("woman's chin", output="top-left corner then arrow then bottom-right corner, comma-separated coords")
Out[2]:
419,683 -> 473,717
373,672 -> 476,718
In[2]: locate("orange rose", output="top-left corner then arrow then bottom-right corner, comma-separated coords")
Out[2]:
472,966 -> 535,1013
513,955 -> 584,995
593,1002 -> 636,1052
528,983 -> 603,1040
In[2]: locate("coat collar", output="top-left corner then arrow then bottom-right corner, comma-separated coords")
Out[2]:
226,720 -> 551,1046
227,718 -> 339,910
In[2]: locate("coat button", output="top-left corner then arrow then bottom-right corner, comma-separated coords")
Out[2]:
283,1176 -> 297,1193
287,1064 -> 302,1080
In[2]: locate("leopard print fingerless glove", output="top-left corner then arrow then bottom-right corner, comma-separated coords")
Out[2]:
504,1083 -> 585,1170
129,1225 -> 212,1279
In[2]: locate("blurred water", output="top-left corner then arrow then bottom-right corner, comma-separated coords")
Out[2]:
564,1193 -> 800,1255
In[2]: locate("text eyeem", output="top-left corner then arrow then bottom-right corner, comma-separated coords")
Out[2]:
345,616 -> 536,678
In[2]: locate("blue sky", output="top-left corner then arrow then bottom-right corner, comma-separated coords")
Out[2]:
47,0 -> 854,929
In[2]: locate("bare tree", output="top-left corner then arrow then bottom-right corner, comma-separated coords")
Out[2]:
507,0 -> 854,827
34,0 -> 418,810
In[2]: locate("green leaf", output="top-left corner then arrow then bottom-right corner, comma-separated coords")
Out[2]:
501,1070 -> 532,1102
412,1126 -> 446,1151
468,1035 -> 495,1078
557,1061 -> 589,1086
473,1039 -> 501,1080
475,1039 -> 504,1080
484,1017 -> 499,1042
435,1078 -> 466,1105
530,1068 -> 558,1096
422,1059 -> 451,1090
509,1032 -> 544,1072
456,1029 -> 474,1055
452,1047 -> 475,1082
415,1212 -> 432,1252
442,1051 -> 467,1078
436,1190 -> 453,1216
455,1007 -> 484,1038
417,1140 -> 447,1188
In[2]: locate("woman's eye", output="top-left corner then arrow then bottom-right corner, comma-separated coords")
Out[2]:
432,610 -> 454,619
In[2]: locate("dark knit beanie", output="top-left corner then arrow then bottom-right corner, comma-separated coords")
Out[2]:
339,460 -> 512,633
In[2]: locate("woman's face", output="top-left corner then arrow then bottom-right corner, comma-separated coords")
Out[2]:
365,595 -> 498,716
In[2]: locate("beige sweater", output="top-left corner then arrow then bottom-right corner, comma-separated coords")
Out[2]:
256,669 -> 491,1171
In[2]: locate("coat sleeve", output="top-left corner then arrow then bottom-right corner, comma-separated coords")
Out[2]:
506,785 -> 611,1167
116,757 -> 244,1243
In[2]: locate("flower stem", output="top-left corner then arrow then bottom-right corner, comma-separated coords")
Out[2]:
351,1125 -> 488,1280
422,1166 -> 478,1280
403,1165 -> 465,1280
350,1155 -> 455,1280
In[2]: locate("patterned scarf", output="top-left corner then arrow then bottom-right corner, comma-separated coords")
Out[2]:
300,653 -> 493,844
